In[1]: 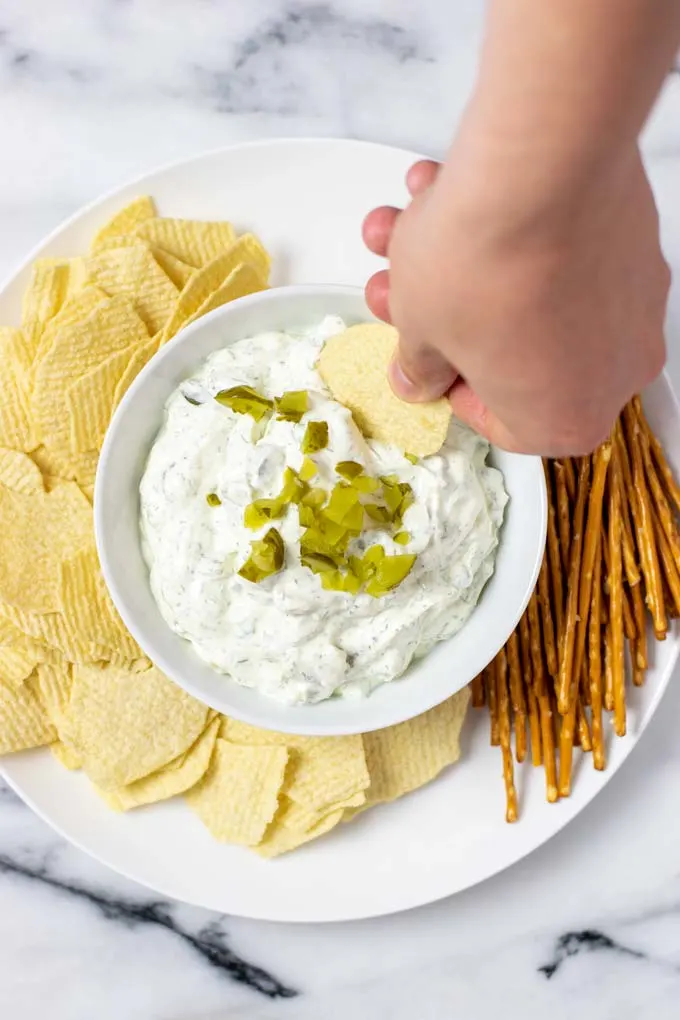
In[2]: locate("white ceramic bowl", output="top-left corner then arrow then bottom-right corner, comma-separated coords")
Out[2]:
95,284 -> 547,735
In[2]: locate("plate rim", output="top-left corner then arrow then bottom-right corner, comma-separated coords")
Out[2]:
1,136 -> 678,923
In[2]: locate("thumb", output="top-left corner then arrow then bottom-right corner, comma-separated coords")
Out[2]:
389,337 -> 457,402
447,378 -> 525,453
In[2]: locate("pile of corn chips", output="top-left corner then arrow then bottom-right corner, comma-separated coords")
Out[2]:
0,196 -> 470,856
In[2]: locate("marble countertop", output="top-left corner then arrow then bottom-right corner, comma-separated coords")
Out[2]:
1,2 -> 680,1018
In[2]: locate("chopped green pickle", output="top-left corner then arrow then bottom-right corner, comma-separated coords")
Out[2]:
279,466 -> 307,505
183,393 -> 202,406
301,420 -> 329,454
381,481 -> 403,515
341,502 -> 364,533
301,486 -> 326,509
335,460 -> 363,480
323,483 -> 360,525
393,531 -> 411,545
298,505 -> 316,528
238,527 -> 285,583
404,453 -> 418,465
364,504 -> 392,524
342,570 -> 362,595
274,390 -> 309,422
362,544 -> 386,568
215,385 -> 274,422
301,551 -> 337,575
206,492 -> 222,507
243,498 -> 285,530
365,553 -> 416,597
298,456 -> 317,482
352,474 -> 380,494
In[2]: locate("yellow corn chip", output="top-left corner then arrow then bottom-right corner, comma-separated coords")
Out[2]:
85,246 -> 178,335
58,546 -> 142,660
359,689 -> 471,810
255,797 -> 345,858
91,196 -> 157,252
150,247 -> 195,289
0,601 -> 113,664
32,294 -> 148,459
133,217 -> 236,268
0,482 -> 92,614
99,716 -> 220,811
51,739 -> 82,769
318,323 -> 451,456
0,647 -> 42,689
0,447 -> 45,494
160,235 -> 270,342
31,284 -> 110,375
182,263 -> 267,334
21,261 -> 71,353
91,235 -> 147,254
111,337 -> 159,410
60,663 -> 209,789
186,739 -> 288,845
66,344 -> 140,453
0,676 -> 55,753
0,327 -> 33,378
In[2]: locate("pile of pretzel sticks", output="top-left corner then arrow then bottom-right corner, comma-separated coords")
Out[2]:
471,396 -> 680,821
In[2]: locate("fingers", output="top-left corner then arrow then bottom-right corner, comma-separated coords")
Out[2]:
448,380 -> 524,453
362,206 -> 400,257
406,159 -> 441,197
365,269 -> 391,323
389,338 -> 457,402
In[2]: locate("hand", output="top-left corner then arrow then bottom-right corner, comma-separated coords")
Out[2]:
363,150 -> 670,456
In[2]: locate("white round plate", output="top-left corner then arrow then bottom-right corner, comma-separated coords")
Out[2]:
1,139 -> 678,923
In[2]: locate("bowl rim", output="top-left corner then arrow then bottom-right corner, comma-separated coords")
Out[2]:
95,283 -> 547,735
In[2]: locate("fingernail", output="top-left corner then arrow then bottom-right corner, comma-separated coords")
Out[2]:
389,357 -> 423,400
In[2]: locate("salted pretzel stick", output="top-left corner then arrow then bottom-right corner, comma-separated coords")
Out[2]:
609,472 -> 626,737
639,419 -> 680,584
528,591 -> 558,801
604,621 -> 614,711
600,522 -> 636,639
577,695 -> 592,752
486,665 -> 500,746
623,406 -> 666,640
629,579 -> 647,674
495,647 -> 518,823
616,456 -> 641,588
506,630 -> 527,763
557,456 -> 591,714
572,444 -> 611,692
653,514 -> 680,618
634,395 -> 680,514
563,457 -> 577,505
589,532 -> 606,769
471,672 -> 486,708
544,461 -> 565,646
553,461 -> 572,576
519,611 -> 542,766
538,556 -> 558,678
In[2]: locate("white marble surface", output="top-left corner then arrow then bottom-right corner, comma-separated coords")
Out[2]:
1,2 -> 680,1018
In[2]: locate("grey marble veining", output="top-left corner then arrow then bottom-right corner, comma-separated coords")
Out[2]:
1,2 -> 680,1018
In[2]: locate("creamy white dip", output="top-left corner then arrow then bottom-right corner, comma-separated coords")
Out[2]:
140,316 -> 507,704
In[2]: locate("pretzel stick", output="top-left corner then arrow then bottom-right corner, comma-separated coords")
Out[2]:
653,514 -> 680,618
609,472 -> 626,737
589,531 -> 605,769
623,406 -> 666,640
580,657 -> 592,706
519,611 -> 542,765
471,672 -> 486,708
528,591 -> 558,800
495,647 -> 518,823
486,665 -> 500,746
604,621 -> 614,711
616,454 -> 641,587
563,457 -> 577,505
538,556 -> 558,678
573,444 -> 611,690
506,630 -> 527,763
553,461 -> 572,576
557,456 -> 591,714
601,521 -> 636,639
634,395 -> 680,514
577,697 -> 592,752
639,419 -> 680,583
629,579 -> 647,674
544,463 -> 565,649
